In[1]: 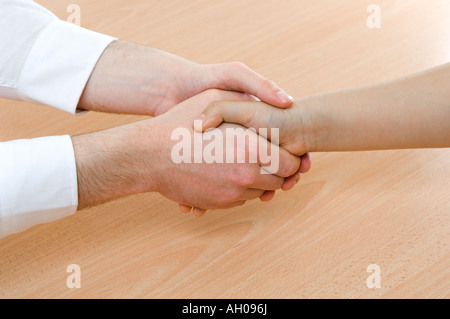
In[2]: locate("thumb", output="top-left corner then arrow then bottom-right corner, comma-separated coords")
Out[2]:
194,101 -> 268,133
205,62 -> 294,108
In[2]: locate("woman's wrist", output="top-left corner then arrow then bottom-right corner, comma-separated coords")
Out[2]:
293,94 -> 327,153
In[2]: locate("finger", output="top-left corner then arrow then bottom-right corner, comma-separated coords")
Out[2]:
225,200 -> 247,208
281,172 -> 301,191
241,189 -> 265,200
258,142 -> 301,177
281,153 -> 310,189
209,90 -> 260,103
299,153 -> 312,173
195,101 -> 272,133
211,200 -> 247,210
193,207 -> 207,217
260,190 -> 276,202
232,126 -> 300,177
214,121 -> 300,178
281,153 -> 302,191
179,204 -> 192,213
251,173 -> 285,190
208,62 -> 293,108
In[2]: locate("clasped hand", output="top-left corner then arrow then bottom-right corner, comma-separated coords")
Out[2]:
73,40 -> 311,216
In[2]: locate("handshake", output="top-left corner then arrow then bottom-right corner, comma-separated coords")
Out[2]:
73,41 -> 311,217
73,41 -> 450,217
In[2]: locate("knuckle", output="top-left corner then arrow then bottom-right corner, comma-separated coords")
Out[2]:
237,170 -> 256,187
231,61 -> 248,70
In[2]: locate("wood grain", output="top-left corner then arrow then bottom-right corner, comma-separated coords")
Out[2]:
0,0 -> 449,299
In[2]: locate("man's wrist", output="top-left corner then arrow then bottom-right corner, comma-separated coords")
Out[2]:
72,120 -> 160,209
78,40 -> 162,116
77,40 -> 124,113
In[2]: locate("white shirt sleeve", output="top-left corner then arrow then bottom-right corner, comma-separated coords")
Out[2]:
0,136 -> 78,238
0,0 -> 117,238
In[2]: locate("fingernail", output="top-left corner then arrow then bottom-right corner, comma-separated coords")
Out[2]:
295,173 -> 301,183
276,90 -> 294,104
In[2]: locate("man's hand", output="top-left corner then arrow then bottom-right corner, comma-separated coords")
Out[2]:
72,90 -> 302,216
78,40 -> 293,116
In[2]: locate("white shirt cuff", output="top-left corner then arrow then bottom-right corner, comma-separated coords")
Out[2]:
17,20 -> 116,114
0,135 -> 78,238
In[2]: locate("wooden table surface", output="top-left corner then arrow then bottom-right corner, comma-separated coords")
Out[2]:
0,0 -> 449,299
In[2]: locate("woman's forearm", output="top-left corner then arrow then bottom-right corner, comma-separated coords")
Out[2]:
303,63 -> 450,152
